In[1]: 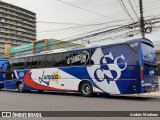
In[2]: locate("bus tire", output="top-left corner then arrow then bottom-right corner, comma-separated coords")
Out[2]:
80,81 -> 93,97
17,83 -> 24,93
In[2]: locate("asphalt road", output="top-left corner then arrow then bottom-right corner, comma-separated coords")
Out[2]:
0,90 -> 160,120
0,90 -> 160,111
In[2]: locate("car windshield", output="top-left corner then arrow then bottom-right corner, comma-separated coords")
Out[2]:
141,42 -> 156,63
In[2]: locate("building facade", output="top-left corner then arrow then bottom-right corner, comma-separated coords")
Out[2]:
0,1 -> 36,56
10,39 -> 85,57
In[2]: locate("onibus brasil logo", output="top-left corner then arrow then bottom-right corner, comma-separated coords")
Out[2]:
39,70 -> 61,86
94,52 -> 127,84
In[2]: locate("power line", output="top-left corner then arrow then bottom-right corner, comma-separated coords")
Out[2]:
38,16 -> 158,43
37,21 -> 83,25
35,0 -> 160,40
59,22 -> 138,42
89,0 -> 159,24
36,0 -> 156,34
32,0 -> 57,11
37,18 -> 133,33
118,0 -> 135,22
34,17 -> 160,54
128,0 -> 139,19
27,0 -> 48,9
56,0 -> 117,20
37,15 -> 157,41
95,0 -> 159,23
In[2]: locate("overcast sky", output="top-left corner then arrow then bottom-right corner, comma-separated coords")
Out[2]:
2,0 -> 160,44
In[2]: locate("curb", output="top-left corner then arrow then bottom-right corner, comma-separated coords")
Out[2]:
114,92 -> 160,98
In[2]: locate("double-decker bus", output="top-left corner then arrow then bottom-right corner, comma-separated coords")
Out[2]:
0,58 -> 9,89
4,38 -> 159,96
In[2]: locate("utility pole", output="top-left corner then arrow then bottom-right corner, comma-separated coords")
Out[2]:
139,0 -> 145,38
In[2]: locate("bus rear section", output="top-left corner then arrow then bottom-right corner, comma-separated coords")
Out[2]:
141,41 -> 159,93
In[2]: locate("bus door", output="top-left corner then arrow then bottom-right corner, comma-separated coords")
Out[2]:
4,72 -> 15,89
4,60 -> 16,89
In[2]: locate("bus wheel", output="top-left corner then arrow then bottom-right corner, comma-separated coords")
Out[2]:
80,82 -> 93,97
18,83 -> 24,93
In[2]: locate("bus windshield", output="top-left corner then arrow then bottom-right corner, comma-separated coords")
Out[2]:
141,42 -> 156,63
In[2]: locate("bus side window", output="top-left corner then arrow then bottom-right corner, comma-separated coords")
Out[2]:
63,52 -> 73,66
53,53 -> 63,67
6,61 -> 12,80
90,49 -> 96,65
38,55 -> 46,68
8,61 -> 12,73
32,56 -> 39,68
72,50 -> 90,66
10,59 -> 18,80
26,57 -> 32,69
12,59 -> 19,70
19,58 -> 25,69
45,54 -> 54,68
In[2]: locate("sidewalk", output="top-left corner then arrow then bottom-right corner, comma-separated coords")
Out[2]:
124,92 -> 160,98
141,92 -> 160,97
115,92 -> 160,98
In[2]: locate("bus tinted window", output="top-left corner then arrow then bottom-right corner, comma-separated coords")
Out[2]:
38,55 -> 46,68
19,58 -> 26,69
90,49 -> 96,65
12,59 -> 19,70
45,54 -> 53,67
53,53 -> 62,67
72,50 -> 90,66
32,56 -> 38,68
141,43 -> 156,63
26,57 -> 32,69
6,61 -> 12,80
63,52 -> 73,66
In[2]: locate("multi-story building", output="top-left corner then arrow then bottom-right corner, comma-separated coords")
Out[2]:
0,1 -> 36,56
10,38 -> 85,57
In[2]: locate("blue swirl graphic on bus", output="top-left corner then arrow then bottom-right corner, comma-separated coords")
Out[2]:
94,52 -> 127,84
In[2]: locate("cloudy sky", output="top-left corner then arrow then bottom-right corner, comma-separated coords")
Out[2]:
2,0 -> 160,44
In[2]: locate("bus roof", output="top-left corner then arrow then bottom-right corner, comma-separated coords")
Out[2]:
11,38 -> 153,59
0,58 -> 9,61
127,38 -> 153,46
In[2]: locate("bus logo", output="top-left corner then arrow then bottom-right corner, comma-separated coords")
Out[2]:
149,68 -> 154,76
94,52 -> 127,83
39,70 -> 61,86
19,72 -> 24,78
67,51 -> 89,65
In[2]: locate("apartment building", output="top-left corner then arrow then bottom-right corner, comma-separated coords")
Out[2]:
0,1 -> 36,56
